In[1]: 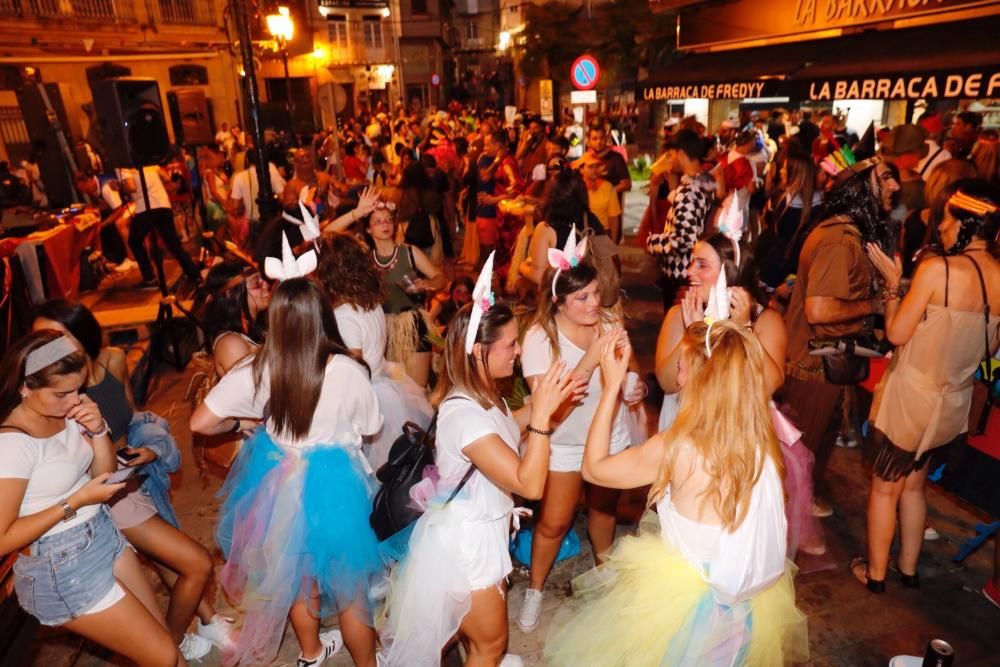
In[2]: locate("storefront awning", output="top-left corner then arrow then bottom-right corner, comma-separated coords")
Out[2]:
639,18 -> 1000,102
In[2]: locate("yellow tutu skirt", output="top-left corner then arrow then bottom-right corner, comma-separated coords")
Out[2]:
544,527 -> 809,666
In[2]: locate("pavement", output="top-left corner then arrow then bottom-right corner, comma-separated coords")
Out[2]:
24,187 -> 1000,666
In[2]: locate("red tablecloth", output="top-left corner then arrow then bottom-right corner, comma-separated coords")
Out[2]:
0,210 -> 100,301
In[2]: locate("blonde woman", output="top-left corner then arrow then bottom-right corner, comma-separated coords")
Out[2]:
545,322 -> 808,666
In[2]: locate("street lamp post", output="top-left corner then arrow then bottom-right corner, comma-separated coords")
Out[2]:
232,0 -> 274,216
266,6 -> 297,145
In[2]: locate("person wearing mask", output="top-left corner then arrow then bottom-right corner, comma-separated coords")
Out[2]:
119,165 -> 202,290
781,157 -> 900,517
856,180 -> 999,593
646,130 -> 716,310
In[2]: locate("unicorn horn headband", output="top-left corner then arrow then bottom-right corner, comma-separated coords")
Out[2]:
546,225 -> 588,299
264,231 -> 318,282
465,251 -> 496,354
704,193 -> 746,327
281,198 -> 322,244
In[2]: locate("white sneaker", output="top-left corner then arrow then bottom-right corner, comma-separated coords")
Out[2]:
500,655 -> 524,667
115,258 -> 138,273
296,629 -> 343,667
179,632 -> 213,661
517,588 -> 543,633
924,526 -> 941,541
196,614 -> 237,650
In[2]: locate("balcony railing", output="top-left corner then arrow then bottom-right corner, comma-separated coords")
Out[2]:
147,0 -> 215,26
0,0 -> 137,20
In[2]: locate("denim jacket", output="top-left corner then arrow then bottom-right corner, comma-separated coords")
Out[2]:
128,411 -> 181,529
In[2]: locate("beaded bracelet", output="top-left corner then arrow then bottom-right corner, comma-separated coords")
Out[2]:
82,419 -> 111,438
527,424 -> 554,437
881,286 -> 900,302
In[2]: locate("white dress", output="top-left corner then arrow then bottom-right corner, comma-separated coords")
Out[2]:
334,303 -> 433,471
521,324 -> 633,472
380,392 -> 522,666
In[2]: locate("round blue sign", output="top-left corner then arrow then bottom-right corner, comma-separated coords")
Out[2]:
571,55 -> 600,91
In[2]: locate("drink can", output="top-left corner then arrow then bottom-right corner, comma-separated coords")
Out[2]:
922,639 -> 954,667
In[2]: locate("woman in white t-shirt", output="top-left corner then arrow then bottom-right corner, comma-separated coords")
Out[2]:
381,254 -> 585,667
318,232 -> 433,471
190,278 -> 384,667
0,331 -> 183,666
517,245 -> 647,634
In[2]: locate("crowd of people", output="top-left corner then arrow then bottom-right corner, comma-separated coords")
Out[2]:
0,97 -> 998,667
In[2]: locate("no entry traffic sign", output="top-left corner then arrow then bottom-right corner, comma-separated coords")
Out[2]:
571,54 -> 600,91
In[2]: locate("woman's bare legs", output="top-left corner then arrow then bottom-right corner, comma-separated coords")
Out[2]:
458,582 -> 509,667
585,483 -> 621,565
528,472 -> 583,591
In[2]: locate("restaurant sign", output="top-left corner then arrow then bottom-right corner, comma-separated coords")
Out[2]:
639,67 -> 1000,101
678,0 -> 993,50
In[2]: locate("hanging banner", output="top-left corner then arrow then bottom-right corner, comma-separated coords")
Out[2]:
539,79 -> 554,122
637,67 -> 1000,102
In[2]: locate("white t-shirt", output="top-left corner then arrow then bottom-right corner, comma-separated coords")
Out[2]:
230,163 -> 287,223
521,324 -> 631,449
101,181 -> 123,210
117,166 -> 170,214
436,393 -> 520,522
0,422 -> 101,537
204,355 -> 382,449
334,304 -> 387,376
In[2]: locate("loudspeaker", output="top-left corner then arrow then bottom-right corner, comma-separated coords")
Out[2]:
166,88 -> 215,146
15,82 -> 79,208
90,78 -> 170,168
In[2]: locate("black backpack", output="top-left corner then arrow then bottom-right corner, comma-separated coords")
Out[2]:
370,410 -> 476,541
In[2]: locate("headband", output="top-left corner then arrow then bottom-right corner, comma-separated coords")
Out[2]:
819,145 -> 880,179
547,225 -> 588,299
25,335 -> 78,376
948,190 -> 999,217
465,251 -> 496,354
705,320 -> 717,358
282,195 -> 321,244
264,231 -> 318,282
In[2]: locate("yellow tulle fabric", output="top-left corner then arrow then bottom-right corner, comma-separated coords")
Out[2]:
544,528 -> 809,666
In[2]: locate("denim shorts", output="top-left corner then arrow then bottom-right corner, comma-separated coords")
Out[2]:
14,505 -> 127,626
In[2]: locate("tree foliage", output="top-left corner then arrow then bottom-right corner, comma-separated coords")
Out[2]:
519,0 -> 676,85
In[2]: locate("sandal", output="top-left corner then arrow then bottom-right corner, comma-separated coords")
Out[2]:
850,557 -> 886,594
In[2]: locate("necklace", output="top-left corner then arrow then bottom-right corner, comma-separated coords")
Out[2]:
373,245 -> 399,270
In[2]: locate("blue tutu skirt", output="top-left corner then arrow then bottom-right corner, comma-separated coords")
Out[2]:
216,428 -> 383,666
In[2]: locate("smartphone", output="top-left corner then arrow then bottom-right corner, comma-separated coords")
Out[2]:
117,448 -> 140,466
104,466 -> 140,485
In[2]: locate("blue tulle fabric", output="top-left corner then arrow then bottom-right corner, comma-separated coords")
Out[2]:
215,428 -> 384,666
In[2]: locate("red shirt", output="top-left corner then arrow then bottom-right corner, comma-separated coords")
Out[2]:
343,155 -> 367,182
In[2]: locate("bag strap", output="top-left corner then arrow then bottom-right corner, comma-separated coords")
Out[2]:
919,146 -> 944,178
444,464 -> 476,505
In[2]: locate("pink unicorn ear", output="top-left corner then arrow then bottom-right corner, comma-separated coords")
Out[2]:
575,237 -> 589,261
547,248 -> 571,270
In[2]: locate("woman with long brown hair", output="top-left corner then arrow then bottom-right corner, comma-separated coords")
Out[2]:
517,231 -> 646,634
545,321 -> 808,666
190,277 -> 384,667
0,331 -> 185,666
381,254 -> 584,667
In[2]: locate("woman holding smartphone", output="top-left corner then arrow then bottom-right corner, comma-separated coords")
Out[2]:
32,300 -> 234,660
0,330 -> 184,666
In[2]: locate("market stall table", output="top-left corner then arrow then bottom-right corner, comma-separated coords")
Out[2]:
0,208 -> 101,303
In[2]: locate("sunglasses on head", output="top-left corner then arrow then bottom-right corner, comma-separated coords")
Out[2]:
373,201 -> 397,211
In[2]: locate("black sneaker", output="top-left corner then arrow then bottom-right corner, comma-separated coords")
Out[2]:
136,278 -> 160,290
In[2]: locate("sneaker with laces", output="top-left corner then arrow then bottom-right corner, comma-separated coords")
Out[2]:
179,633 -> 213,661
517,588 -> 543,633
196,614 -> 237,650
296,629 -> 343,667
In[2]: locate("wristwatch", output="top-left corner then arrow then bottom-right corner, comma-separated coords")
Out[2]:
60,499 -> 77,523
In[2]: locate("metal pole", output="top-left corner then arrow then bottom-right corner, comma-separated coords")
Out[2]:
231,0 -> 274,214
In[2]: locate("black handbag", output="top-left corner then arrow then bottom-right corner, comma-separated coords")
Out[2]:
369,409 -> 475,541
810,338 -> 873,385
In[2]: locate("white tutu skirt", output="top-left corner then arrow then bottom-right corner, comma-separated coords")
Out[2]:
380,503 -> 511,666
365,362 -> 433,472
